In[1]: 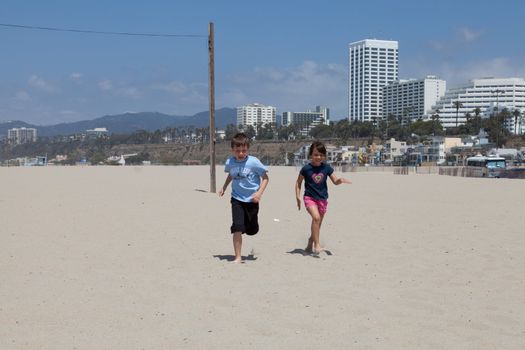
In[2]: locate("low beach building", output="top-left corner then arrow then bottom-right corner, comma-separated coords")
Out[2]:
86,127 -> 109,139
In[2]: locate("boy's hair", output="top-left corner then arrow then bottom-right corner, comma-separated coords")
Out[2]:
231,132 -> 250,148
308,140 -> 327,157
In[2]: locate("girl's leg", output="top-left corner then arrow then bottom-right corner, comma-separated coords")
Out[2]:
305,236 -> 314,252
306,205 -> 322,253
315,214 -> 325,252
233,232 -> 242,262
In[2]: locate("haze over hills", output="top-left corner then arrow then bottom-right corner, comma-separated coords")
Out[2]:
0,108 -> 237,137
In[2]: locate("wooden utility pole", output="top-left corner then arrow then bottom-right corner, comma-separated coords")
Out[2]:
208,22 -> 216,193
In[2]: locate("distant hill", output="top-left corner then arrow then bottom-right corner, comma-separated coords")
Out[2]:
0,108 -> 237,137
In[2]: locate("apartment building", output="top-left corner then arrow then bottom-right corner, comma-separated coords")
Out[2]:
7,127 -> 37,144
236,103 -> 276,130
383,75 -> 446,122
282,106 -> 330,136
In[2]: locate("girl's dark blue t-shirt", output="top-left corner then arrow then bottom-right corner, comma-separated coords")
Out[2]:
300,162 -> 334,200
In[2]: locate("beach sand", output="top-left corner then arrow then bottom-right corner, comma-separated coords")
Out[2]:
1,165 -> 524,349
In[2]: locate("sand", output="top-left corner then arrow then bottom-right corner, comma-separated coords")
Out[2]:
1,165 -> 524,349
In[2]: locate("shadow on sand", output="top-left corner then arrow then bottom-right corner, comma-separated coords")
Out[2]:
213,254 -> 258,262
286,248 -> 333,258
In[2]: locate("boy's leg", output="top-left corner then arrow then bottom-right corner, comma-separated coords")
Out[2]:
233,232 -> 242,262
230,198 -> 246,262
244,202 -> 259,235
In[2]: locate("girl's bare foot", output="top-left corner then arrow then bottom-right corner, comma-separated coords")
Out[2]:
313,245 -> 325,254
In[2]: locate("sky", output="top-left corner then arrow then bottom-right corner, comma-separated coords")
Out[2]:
2,0 -> 525,125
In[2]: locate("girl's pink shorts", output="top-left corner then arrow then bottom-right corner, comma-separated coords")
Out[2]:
303,196 -> 328,215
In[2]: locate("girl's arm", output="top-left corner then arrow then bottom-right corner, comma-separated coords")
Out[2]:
295,174 -> 304,210
218,174 -> 233,196
252,173 -> 269,203
329,173 -> 352,185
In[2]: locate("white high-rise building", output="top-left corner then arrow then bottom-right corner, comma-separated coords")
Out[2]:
236,103 -> 276,130
383,75 -> 446,122
348,39 -> 398,125
7,127 -> 37,144
431,77 -> 525,133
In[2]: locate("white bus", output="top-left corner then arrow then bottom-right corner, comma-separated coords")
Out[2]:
465,155 -> 506,178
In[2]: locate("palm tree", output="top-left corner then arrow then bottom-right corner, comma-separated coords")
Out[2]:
512,109 -> 521,135
453,101 -> 463,127
497,108 -> 511,147
402,107 -> 413,125
430,109 -> 440,135
402,107 -> 413,139
473,107 -> 482,133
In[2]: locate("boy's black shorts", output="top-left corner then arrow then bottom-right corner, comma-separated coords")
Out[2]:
230,197 -> 259,235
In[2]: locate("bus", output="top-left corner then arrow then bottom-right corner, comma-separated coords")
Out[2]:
465,155 -> 506,178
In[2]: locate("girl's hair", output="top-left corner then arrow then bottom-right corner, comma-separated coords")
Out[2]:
308,141 -> 327,157
231,132 -> 250,148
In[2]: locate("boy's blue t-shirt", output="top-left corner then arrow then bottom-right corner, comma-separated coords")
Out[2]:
300,162 -> 334,200
225,155 -> 268,202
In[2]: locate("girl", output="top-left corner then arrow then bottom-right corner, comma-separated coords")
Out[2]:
295,141 -> 351,254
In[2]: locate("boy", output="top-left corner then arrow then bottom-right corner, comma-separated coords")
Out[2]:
218,132 -> 269,263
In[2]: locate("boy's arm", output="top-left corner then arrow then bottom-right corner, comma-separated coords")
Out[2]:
218,174 -> 233,197
295,174 -> 304,210
251,172 -> 269,203
329,173 -> 352,185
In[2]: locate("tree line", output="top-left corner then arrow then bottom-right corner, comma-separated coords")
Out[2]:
2,108 -> 524,164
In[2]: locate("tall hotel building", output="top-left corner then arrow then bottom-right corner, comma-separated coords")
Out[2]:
348,39 -> 398,125
236,103 -> 276,129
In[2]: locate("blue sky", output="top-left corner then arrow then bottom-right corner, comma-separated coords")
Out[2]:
1,0 -> 525,125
